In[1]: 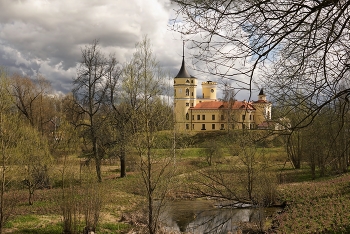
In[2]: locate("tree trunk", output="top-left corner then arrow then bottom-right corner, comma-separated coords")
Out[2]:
120,150 -> 126,178
95,157 -> 102,183
29,189 -> 34,205
93,140 -> 102,182
120,131 -> 126,178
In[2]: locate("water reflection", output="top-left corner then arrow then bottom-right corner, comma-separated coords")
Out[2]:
161,200 -> 279,233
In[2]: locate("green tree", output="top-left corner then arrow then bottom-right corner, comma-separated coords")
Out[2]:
204,140 -> 223,166
18,125 -> 52,205
0,69 -> 23,233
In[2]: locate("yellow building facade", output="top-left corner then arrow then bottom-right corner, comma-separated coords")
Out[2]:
174,56 -> 272,132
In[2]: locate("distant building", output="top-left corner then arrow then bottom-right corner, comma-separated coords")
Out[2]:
173,52 -> 272,132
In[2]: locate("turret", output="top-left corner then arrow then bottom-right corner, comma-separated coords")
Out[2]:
252,88 -> 272,125
173,42 -> 197,131
201,81 -> 217,100
258,88 -> 267,101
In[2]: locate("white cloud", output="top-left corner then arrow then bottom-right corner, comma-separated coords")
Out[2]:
0,0 -> 185,93
0,0 -> 262,101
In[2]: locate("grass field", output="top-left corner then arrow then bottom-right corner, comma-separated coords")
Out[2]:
2,132 -> 350,233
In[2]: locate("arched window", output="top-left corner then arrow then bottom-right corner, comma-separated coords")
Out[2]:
185,88 -> 189,96
186,113 -> 189,120
186,79 -> 190,83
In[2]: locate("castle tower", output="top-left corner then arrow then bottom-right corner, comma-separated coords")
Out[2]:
258,88 -> 267,102
173,43 -> 197,131
252,88 -> 272,125
201,81 -> 217,100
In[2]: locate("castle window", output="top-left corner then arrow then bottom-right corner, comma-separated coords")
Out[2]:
249,115 -> 252,120
186,88 -> 189,96
242,115 -> 246,121
191,103 -> 194,107
212,115 -> 215,120
221,115 -> 224,120
186,124 -> 189,129
192,124 -> 194,129
192,115 -> 194,120
186,79 -> 190,83
186,103 -> 189,106
191,80 -> 193,83
202,115 -> 205,120
201,124 -> 206,130
186,113 -> 189,120
174,90 -> 176,97
197,115 -> 200,120
220,124 -> 225,130
191,92 -> 193,96
212,124 -> 215,130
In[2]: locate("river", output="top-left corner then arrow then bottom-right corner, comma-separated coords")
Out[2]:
160,199 -> 280,233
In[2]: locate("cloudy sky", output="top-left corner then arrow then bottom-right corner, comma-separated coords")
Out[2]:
0,0 -> 255,99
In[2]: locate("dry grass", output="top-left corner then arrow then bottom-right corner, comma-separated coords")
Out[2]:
2,144 -> 349,233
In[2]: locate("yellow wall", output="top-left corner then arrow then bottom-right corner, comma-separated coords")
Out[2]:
201,81 -> 217,99
174,76 -> 271,131
187,109 -> 257,131
174,77 -> 197,131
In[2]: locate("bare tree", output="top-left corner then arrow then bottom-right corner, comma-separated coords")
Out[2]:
10,74 -> 54,135
172,0 -> 350,128
190,131 -> 277,207
73,40 -> 119,182
129,36 -> 175,234
106,58 -> 131,178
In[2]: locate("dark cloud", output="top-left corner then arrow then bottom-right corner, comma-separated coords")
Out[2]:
0,0 -> 182,94
0,0 -> 258,101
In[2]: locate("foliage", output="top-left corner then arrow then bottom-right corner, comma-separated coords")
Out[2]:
203,140 -> 223,166
18,125 -> 52,205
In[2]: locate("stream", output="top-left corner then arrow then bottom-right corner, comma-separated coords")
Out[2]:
160,199 -> 281,233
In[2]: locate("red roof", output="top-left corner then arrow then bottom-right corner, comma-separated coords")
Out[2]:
190,101 -> 256,110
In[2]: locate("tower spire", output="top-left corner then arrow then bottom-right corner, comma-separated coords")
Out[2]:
182,40 -> 185,59
175,41 -> 191,78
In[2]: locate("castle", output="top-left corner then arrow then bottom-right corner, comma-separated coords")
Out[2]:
173,52 -> 272,132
